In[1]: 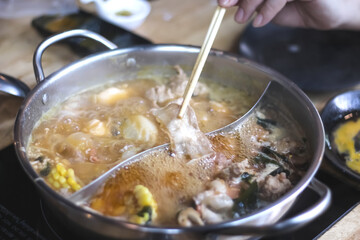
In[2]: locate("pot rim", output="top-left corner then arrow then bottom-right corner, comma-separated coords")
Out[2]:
13,44 -> 325,234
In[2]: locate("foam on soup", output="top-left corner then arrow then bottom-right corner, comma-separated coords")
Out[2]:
88,104 -> 309,227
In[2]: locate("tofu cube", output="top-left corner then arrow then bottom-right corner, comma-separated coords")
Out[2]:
87,119 -> 107,136
96,87 -> 128,105
121,115 -> 158,144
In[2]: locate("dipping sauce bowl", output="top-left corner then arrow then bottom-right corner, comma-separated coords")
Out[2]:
321,90 -> 360,182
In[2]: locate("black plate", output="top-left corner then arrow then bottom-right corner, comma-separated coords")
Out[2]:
32,10 -> 152,56
238,24 -> 360,92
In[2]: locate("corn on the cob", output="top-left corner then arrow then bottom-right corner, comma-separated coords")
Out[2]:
129,185 -> 157,225
46,163 -> 81,192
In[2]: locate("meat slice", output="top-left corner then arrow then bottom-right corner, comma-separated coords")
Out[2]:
259,172 -> 292,201
193,179 -> 233,224
146,66 -> 208,106
145,85 -> 175,105
151,102 -> 213,160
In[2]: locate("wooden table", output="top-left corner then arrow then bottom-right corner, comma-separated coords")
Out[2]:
0,0 -> 358,238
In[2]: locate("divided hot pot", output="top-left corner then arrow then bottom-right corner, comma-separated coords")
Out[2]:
0,30 -> 330,239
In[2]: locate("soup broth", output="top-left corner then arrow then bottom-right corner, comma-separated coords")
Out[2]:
27,67 -> 256,194
89,104 -> 309,226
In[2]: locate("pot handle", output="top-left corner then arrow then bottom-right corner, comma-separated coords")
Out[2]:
210,178 -> 331,237
0,73 -> 30,98
33,29 -> 118,83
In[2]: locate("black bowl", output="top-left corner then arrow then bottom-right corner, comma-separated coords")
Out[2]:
321,90 -> 360,182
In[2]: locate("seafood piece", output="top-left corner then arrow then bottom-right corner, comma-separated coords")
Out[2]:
177,208 -> 204,227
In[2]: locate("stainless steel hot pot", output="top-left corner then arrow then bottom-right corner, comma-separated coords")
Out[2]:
1,30 -> 330,239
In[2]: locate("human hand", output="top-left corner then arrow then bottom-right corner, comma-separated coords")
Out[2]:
218,0 -> 360,30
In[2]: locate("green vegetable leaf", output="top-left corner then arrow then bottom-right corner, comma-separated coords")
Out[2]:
35,156 -> 44,163
39,162 -> 51,177
233,181 -> 259,217
240,172 -> 253,183
256,117 -> 277,132
137,206 -> 153,224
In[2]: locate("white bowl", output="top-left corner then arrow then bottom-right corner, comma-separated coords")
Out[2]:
82,0 -> 151,30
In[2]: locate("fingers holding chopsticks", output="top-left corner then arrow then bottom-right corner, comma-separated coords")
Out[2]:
218,0 -> 294,27
219,0 -> 360,30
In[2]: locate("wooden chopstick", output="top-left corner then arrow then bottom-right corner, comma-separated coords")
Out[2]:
178,6 -> 226,118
